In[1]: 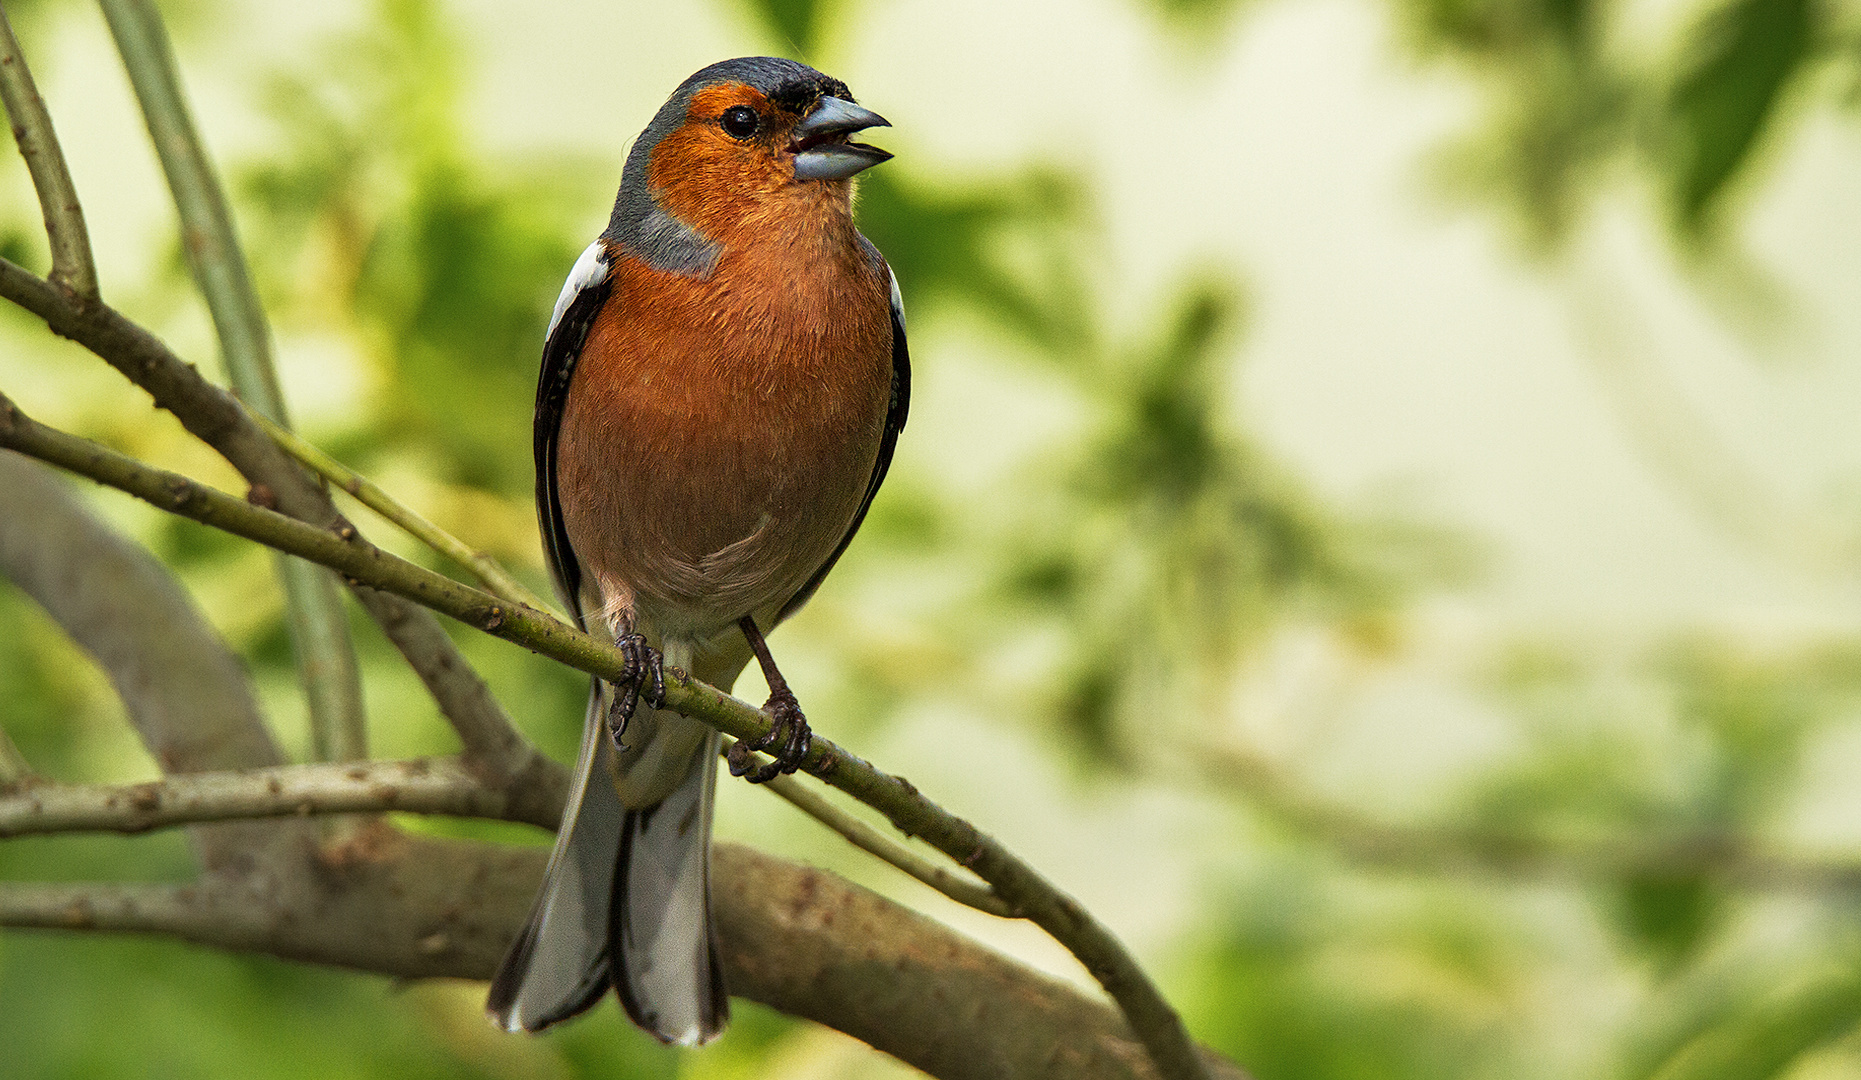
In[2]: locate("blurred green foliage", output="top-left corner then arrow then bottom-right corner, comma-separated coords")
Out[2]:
4,0 -> 1861,1078
1658,0 -> 1814,231
1400,0 -> 1842,247
237,0 -> 601,494
987,275 -> 1460,766
740,0 -> 839,56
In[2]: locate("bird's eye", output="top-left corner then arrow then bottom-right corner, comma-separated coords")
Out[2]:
721,106 -> 760,138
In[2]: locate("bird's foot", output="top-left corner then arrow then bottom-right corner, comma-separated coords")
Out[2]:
727,686 -> 812,784
604,633 -> 665,753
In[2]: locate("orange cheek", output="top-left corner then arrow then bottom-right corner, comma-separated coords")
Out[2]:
649,87 -> 800,243
651,131 -> 792,240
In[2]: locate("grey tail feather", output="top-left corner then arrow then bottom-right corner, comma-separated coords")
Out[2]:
486,683 -> 729,1044
612,728 -> 729,1045
486,683 -> 619,1032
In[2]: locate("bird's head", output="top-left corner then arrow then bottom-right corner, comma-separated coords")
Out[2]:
606,57 -> 892,271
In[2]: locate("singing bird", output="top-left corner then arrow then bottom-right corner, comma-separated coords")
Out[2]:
486,58 -> 908,1045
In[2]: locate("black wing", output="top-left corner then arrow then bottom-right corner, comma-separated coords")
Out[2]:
775,255 -> 911,624
535,241 -> 615,631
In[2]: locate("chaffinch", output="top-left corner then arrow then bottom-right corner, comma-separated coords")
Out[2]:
486,57 -> 908,1046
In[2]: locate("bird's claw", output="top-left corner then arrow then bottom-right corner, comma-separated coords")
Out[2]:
727,686 -> 812,783
605,633 -> 664,753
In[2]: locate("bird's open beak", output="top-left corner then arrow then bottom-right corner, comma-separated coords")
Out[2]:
791,97 -> 893,180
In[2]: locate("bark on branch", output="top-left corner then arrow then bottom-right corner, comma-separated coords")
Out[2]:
0,6 -> 96,297
0,842 -> 1245,1080
0,756 -> 563,837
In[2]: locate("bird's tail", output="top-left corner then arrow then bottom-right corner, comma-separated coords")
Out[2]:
485,680 -> 728,1044
612,718 -> 727,1044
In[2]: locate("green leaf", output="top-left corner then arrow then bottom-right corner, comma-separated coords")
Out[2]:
1646,960 -> 1861,1080
738,0 -> 832,54
1661,0 -> 1814,232
1607,873 -> 1720,969
1133,0 -> 1258,47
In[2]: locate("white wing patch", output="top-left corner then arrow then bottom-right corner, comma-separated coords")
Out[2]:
886,264 -> 905,330
547,241 -> 610,340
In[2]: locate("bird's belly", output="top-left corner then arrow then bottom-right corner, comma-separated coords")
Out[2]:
557,368 -> 886,641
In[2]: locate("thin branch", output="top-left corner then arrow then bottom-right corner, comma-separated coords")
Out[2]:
1209,745 -> 1861,892
0,881 -> 227,937
343,581 -> 566,816
284,563 -> 367,762
0,254 -> 542,788
0,845 -> 1250,1080
0,7 -> 96,298
746,747 -> 1017,918
0,393 -> 1210,1080
96,0 -> 282,419
251,413 -> 557,614
0,756 -> 562,837
98,0 -> 367,764
0,830 -> 548,980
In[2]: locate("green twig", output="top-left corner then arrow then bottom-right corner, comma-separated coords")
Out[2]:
96,0 -> 279,417
729,740 -> 1017,918
288,572 -> 365,763
0,393 -> 1211,1080
98,0 -> 366,763
250,413 -> 556,615
0,6 -> 97,298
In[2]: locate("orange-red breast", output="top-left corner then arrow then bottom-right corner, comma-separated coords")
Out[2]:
486,57 -> 907,1045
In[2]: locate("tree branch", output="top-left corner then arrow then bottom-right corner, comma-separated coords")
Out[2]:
0,255 -> 545,787
0,882 -> 229,939
0,842 -> 1248,1080
0,829 -> 541,978
98,0 -> 368,764
253,413 -> 556,614
0,391 -> 1211,1080
0,6 -> 96,298
96,0 -> 281,421
0,756 -> 562,837
748,749 -> 1016,917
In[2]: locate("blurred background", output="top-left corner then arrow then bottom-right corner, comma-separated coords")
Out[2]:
3,0 -> 1861,1076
